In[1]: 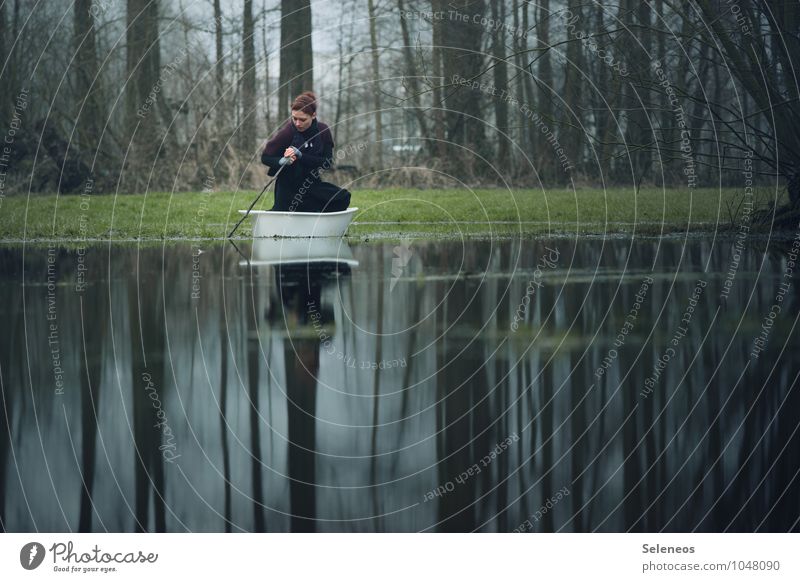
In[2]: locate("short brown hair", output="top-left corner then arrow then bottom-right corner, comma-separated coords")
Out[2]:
291,91 -> 317,114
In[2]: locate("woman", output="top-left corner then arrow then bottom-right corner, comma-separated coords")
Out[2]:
260,91 -> 351,212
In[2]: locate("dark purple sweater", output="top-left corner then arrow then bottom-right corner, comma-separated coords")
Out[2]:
261,119 -> 335,177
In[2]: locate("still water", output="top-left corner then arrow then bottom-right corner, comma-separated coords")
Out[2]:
0,236 -> 798,532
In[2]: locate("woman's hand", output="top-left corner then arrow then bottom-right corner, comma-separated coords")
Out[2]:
283,147 -> 297,162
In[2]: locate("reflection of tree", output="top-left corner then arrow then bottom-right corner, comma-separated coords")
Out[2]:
0,249 -> 22,530
246,278 -> 266,532
285,339 -> 318,533
128,255 -> 167,532
78,252 -> 108,532
434,274 -> 495,531
540,360 -> 555,532
266,262 -> 350,532
2,241 -> 800,533
0,355 -> 6,530
369,274 -> 383,525
219,279 -> 232,533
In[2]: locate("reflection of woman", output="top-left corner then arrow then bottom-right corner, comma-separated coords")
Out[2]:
260,91 -> 352,212
265,262 -> 351,532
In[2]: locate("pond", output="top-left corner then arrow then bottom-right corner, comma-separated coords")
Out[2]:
0,235 -> 798,532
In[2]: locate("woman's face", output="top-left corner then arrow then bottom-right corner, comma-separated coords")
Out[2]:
291,109 -> 315,132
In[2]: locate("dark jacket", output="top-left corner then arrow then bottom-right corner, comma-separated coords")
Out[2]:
260,119 -> 350,212
261,118 -> 334,177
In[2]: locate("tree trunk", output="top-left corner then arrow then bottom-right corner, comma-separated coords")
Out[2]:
562,0 -> 583,174
11,0 -> 18,44
335,10 -> 346,131
279,0 -> 313,115
521,1 -> 536,167
214,0 -> 223,103
9,0 -> 18,103
397,0 -> 429,145
262,0 -> 271,132
440,0 -> 486,167
0,0 -> 8,129
592,3 -> 609,179
536,0 -> 554,181
343,15 -> 355,145
636,0 -> 652,180
177,0 -> 197,171
126,0 -> 162,190
335,0 -> 357,144
620,0 -> 650,184
491,0 -> 509,171
74,0 -> 104,160
241,0 -> 256,151
367,0 -> 383,168
655,0 -> 669,180
512,0 -> 527,164
430,0 -> 446,158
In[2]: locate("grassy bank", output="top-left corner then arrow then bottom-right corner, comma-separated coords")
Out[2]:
0,187 -> 777,242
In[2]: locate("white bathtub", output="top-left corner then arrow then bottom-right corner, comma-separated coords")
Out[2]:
240,207 -> 359,238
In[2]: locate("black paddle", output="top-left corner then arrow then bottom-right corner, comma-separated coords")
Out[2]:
227,158 -> 291,238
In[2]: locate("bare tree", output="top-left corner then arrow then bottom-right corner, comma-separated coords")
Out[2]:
688,0 -> 800,218
241,0 -> 256,150
562,0 -> 584,172
430,0 -> 446,158
440,0 -> 486,166
213,0 -> 224,103
589,3 -> 611,180
520,1 -> 536,159
278,0 -> 313,115
628,0 -> 653,183
397,0 -> 429,146
125,0 -> 162,190
367,0 -> 384,168
0,1 -> 7,126
491,0 -> 509,171
535,0 -> 555,181
261,0 -> 272,132
73,0 -> 104,161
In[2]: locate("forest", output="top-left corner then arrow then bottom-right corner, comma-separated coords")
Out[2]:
0,1 -> 797,223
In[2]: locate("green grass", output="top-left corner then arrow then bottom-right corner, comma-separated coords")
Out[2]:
0,187 -> 779,242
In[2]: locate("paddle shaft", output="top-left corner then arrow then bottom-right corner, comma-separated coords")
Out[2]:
227,162 -> 288,238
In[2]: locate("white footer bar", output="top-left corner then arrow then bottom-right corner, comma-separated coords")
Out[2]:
1,533 -> 796,581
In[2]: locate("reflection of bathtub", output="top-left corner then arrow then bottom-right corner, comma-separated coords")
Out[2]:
241,238 -> 358,266
239,207 -> 358,238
